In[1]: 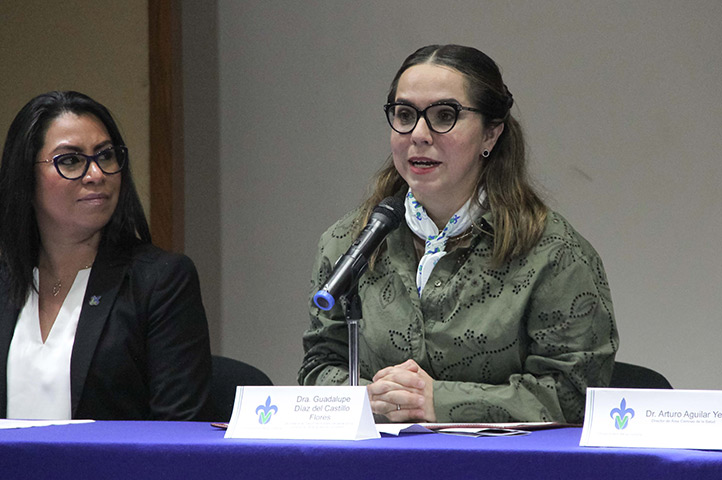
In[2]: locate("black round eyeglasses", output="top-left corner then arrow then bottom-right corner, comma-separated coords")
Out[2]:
384,102 -> 482,134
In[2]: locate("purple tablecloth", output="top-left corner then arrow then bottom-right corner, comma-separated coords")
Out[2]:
0,422 -> 720,479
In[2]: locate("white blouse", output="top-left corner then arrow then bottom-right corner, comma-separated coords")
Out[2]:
6,267 -> 91,420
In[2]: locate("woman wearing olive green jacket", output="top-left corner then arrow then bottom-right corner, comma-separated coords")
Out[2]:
299,44 -> 618,424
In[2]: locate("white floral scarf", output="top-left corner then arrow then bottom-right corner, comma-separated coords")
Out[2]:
405,188 -> 485,296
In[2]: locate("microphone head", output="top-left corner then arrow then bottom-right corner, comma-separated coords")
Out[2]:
372,196 -> 405,229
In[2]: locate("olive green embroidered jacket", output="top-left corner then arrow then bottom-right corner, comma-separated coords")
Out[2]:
299,210 -> 619,423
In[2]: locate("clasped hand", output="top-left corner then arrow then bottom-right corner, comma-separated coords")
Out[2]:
366,359 -> 436,422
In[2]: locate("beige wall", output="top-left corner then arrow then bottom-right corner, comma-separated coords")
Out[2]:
0,0 -> 150,212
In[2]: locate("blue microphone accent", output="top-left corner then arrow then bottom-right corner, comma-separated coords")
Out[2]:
313,289 -> 335,311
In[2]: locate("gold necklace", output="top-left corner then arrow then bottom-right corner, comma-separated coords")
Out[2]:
451,229 -> 473,240
448,228 -> 474,245
51,263 -> 93,297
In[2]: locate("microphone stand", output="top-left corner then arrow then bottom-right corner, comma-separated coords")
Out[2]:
343,284 -> 362,386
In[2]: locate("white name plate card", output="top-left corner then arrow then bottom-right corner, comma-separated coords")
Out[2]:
580,388 -> 722,450
224,386 -> 380,441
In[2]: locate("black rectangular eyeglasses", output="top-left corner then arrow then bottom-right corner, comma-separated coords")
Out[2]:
35,146 -> 127,180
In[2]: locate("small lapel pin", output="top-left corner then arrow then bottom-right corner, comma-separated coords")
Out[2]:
89,296 -> 101,306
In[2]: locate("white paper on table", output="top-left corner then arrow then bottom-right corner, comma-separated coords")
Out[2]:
0,419 -> 94,430
378,421 -> 565,436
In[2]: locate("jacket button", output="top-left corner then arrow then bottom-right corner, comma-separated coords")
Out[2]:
434,280 -> 443,287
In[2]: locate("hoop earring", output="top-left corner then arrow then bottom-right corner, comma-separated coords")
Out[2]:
482,149 -> 490,158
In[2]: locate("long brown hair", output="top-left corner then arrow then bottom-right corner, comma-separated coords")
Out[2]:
360,45 -> 547,266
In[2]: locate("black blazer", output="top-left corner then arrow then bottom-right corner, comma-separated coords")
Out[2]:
0,242 -> 211,420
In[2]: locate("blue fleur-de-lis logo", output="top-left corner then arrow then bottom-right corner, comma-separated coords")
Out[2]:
255,396 -> 278,425
610,398 -> 635,430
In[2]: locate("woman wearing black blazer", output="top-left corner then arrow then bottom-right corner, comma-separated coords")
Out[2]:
0,91 -> 211,420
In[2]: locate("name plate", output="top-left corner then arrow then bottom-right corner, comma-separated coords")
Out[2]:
580,388 -> 722,450
224,386 -> 380,440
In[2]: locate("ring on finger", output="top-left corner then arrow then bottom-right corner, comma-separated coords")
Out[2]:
396,404 -> 401,411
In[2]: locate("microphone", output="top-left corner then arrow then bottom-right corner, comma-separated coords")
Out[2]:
313,196 -> 405,311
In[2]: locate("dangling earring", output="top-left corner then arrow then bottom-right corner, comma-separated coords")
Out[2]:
482,149 -> 490,158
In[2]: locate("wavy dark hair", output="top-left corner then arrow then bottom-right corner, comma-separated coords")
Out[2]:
0,90 -> 151,307
360,44 -> 547,266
